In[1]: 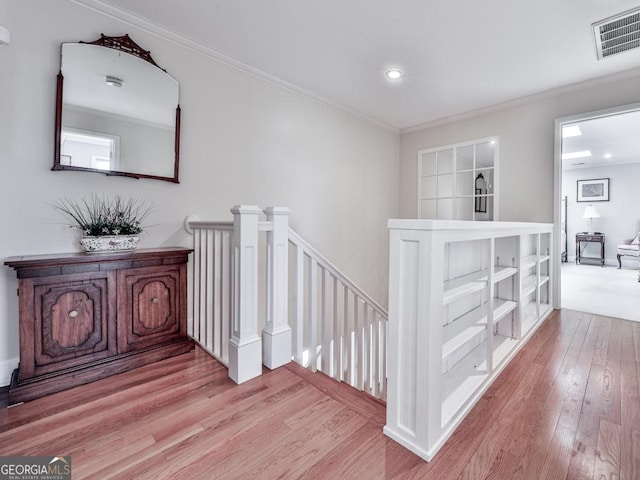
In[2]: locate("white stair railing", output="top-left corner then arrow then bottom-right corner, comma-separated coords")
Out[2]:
186,206 -> 388,400
188,220 -> 233,366
288,229 -> 388,400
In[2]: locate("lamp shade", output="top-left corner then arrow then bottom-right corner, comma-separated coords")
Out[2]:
582,205 -> 600,219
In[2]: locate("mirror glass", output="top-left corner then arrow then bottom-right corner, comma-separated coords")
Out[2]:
53,35 -> 180,182
475,173 -> 487,213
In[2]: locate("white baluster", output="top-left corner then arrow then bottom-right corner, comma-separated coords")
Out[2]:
221,230 -> 231,364
292,245 -> 305,365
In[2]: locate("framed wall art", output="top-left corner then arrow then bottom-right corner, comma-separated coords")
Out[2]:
577,178 -> 609,202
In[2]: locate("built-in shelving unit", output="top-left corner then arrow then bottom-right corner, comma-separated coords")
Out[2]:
385,220 -> 554,463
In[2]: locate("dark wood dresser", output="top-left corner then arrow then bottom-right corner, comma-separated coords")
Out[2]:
4,247 -> 194,404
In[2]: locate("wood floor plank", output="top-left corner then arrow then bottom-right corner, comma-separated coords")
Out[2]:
593,418 -> 622,480
620,320 -> 640,480
298,422 -> 423,480
566,314 -> 612,480
633,322 -> 640,396
458,310 -> 581,480
1,310 -> 638,480
601,314 -> 622,425
227,407 -> 370,480
538,423 -> 577,480
501,310 -> 589,480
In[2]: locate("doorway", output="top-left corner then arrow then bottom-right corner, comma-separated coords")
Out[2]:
554,102 -> 640,321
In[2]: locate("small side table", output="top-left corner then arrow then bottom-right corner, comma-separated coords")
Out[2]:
576,233 -> 605,266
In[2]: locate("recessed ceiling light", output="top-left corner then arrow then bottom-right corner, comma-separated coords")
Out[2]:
562,125 -> 582,138
562,150 -> 592,160
105,75 -> 123,87
384,68 -> 405,80
604,153 -> 612,159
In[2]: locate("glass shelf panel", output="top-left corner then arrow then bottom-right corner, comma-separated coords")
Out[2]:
438,174 -> 454,198
457,171 -> 474,196
456,197 -> 473,220
421,199 -> 437,219
438,198 -> 454,219
456,145 -> 474,171
437,149 -> 454,174
421,176 -> 437,199
421,151 -> 437,176
476,141 -> 495,168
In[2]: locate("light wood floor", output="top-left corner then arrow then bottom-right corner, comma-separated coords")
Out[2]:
0,309 -> 639,479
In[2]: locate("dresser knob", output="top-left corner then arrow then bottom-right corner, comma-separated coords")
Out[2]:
68,310 -> 79,318
151,297 -> 159,304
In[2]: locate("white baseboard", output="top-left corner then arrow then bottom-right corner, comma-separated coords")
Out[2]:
565,256 -> 626,268
0,358 -> 18,387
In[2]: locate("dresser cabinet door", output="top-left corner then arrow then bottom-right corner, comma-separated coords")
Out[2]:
117,264 -> 187,353
19,272 -> 117,381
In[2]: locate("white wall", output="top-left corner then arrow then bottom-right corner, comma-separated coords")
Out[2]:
0,0 -> 399,385
562,164 -> 640,265
400,74 -> 640,223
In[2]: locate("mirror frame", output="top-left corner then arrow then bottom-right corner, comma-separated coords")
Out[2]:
52,34 -> 181,183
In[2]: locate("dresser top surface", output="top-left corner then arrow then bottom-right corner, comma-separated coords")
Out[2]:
4,247 -> 193,270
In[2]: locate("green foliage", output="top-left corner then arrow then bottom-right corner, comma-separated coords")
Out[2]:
54,195 -> 153,236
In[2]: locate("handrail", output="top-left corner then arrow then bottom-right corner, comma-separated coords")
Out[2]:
186,208 -> 388,399
288,226 -> 388,400
188,220 -> 233,230
288,228 -> 387,318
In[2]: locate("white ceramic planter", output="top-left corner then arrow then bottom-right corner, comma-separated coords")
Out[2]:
80,235 -> 139,253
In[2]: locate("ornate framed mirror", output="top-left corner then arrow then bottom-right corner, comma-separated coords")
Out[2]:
475,173 -> 487,213
53,34 -> 180,183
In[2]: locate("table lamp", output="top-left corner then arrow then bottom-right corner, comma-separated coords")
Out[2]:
582,204 -> 600,234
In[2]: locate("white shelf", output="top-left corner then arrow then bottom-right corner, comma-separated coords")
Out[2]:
539,254 -> 550,263
493,335 -> 517,368
493,298 -> 517,322
442,342 -> 488,427
521,301 -> 538,334
443,269 -> 489,305
539,275 -> 550,287
493,266 -> 517,283
442,319 -> 487,374
442,297 -> 488,327
539,303 -> 552,320
521,254 -> 537,269
521,274 -> 537,297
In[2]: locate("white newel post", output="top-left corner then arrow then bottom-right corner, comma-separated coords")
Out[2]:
228,205 -> 262,384
262,207 -> 292,369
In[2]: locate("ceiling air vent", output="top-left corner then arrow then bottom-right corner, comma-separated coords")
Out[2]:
593,7 -> 640,59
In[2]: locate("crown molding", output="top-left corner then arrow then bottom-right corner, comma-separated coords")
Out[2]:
401,66 -> 640,135
69,0 -> 399,134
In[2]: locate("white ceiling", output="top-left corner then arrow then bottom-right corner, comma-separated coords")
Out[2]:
562,109 -> 640,170
75,0 -> 640,131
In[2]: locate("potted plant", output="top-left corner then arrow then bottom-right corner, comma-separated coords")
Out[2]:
54,195 -> 153,253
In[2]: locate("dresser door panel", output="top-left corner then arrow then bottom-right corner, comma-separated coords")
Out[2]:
24,272 -> 116,380
118,265 -> 186,353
